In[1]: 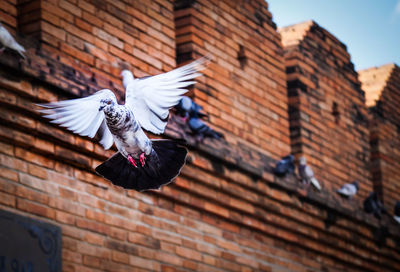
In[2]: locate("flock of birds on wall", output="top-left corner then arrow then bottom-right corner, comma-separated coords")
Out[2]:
1,22 -> 399,226
273,155 -> 400,225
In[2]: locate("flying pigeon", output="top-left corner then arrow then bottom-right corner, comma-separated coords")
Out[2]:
0,22 -> 26,59
363,192 -> 386,219
298,157 -> 321,190
337,180 -> 359,198
38,57 -> 208,191
273,154 -> 295,177
394,201 -> 400,224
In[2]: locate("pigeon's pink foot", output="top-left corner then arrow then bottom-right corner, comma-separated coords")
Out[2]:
139,153 -> 146,167
128,155 -> 137,168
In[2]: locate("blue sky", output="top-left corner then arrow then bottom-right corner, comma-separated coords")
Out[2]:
267,0 -> 400,70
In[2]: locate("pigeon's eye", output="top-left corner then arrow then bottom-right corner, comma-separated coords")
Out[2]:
107,101 -> 111,105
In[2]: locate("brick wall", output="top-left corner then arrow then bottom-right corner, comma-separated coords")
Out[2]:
280,21 -> 372,199
359,63 -> 400,210
0,1 -> 399,272
174,0 -> 291,160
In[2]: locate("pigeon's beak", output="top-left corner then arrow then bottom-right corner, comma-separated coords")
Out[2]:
99,105 -> 105,111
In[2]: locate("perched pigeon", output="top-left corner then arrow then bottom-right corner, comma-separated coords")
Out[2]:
337,180 -> 359,198
175,96 -> 192,120
188,117 -> 223,141
175,96 -> 207,121
298,157 -> 321,190
363,192 -> 386,219
394,201 -> 400,224
38,57 -> 208,191
273,154 -> 295,177
175,96 -> 222,141
0,22 -> 26,59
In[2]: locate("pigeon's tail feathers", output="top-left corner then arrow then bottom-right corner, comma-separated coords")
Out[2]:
95,140 -> 187,191
18,50 -> 26,59
13,43 -> 26,59
310,177 -> 321,190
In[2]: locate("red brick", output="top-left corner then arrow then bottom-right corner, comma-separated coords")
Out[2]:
84,232 -> 105,246
27,163 -> 48,179
128,232 -> 160,249
60,43 -> 95,65
17,198 -> 56,219
59,0 -> 82,17
56,210 -> 76,225
0,165 -> 19,181
112,250 -> 130,264
129,255 -> 160,271
78,0 -> 95,13
176,246 -> 202,261
76,218 -> 110,235
0,191 -> 16,207
15,185 -> 49,204
42,21 -> 66,41
15,148 -> 54,169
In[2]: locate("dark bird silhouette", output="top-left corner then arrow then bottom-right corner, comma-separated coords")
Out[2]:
175,96 -> 223,141
394,201 -> 400,224
273,154 -> 295,177
188,117 -> 224,141
363,192 -> 386,219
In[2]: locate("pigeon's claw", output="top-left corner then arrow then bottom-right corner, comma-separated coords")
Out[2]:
128,155 -> 138,168
140,153 -> 146,167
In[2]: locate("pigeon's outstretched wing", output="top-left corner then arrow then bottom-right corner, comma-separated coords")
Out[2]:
123,57 -> 208,134
37,89 -> 116,149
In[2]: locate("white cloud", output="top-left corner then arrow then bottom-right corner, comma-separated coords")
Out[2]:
396,0 -> 400,14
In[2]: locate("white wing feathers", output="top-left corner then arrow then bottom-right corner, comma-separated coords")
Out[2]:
123,57 -> 208,134
98,120 -> 114,149
37,89 -> 116,149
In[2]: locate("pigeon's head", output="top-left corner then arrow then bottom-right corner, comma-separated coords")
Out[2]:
99,98 -> 116,113
299,157 -> 307,165
352,180 -> 360,190
283,154 -> 294,163
177,96 -> 192,116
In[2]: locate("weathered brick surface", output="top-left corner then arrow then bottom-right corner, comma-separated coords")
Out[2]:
174,0 -> 291,160
280,21 -> 372,199
0,1 -> 399,272
359,64 -> 400,210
